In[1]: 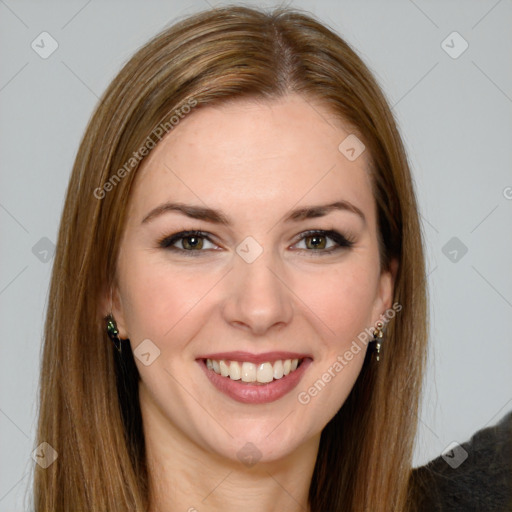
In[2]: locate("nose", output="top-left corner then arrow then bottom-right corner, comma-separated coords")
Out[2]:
221,246 -> 294,336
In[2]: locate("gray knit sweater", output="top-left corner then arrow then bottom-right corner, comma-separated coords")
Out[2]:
410,410 -> 512,511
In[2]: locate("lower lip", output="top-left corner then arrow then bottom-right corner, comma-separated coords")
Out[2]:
197,358 -> 312,404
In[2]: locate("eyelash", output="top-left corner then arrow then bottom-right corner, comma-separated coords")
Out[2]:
157,229 -> 355,257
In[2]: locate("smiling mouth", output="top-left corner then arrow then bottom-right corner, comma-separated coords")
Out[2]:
204,358 -> 305,385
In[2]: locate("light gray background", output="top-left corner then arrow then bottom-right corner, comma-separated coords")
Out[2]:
1,0 -> 511,510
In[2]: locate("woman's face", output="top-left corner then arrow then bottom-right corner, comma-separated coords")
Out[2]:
112,93 -> 396,463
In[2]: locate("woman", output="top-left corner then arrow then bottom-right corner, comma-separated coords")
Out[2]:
33,5 -> 429,511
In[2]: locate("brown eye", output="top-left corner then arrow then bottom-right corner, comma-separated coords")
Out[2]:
304,234 -> 328,250
294,230 -> 355,255
158,230 -> 216,253
181,235 -> 204,250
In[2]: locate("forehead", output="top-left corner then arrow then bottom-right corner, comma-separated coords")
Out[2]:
128,94 -> 374,227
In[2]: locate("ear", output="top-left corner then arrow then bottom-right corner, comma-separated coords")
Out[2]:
371,257 -> 398,325
98,280 -> 129,339
98,283 -> 111,320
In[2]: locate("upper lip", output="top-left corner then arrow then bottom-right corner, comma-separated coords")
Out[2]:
197,351 -> 312,364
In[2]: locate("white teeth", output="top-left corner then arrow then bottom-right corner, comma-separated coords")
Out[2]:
241,362 -> 256,382
219,360 -> 229,377
273,360 -> 284,379
257,362 -> 274,383
229,361 -> 241,380
205,358 -> 303,383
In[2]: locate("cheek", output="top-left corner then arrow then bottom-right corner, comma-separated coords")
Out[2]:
118,251 -> 221,343
292,259 -> 378,348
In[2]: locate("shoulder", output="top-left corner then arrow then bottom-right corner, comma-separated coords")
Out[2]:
410,410 -> 512,511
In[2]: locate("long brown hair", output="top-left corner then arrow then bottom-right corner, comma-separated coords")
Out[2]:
32,5 -> 429,511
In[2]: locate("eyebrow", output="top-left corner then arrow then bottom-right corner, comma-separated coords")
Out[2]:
141,200 -> 366,226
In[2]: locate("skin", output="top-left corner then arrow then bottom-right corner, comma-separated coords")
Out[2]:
109,93 -> 397,512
